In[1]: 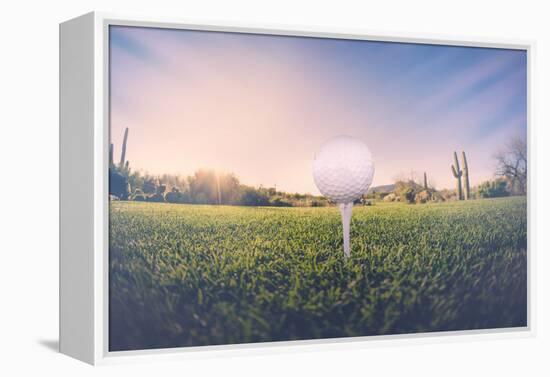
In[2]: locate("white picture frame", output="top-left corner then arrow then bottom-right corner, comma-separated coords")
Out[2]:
60,11 -> 535,365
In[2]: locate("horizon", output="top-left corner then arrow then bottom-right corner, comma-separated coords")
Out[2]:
110,26 -> 527,194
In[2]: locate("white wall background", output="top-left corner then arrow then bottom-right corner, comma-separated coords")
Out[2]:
1,0 -> 548,375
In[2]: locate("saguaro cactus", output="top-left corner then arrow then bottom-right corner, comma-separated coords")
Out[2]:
423,172 -> 428,190
109,128 -> 131,200
119,127 -> 129,168
462,151 -> 470,200
451,151 -> 463,200
109,143 -> 114,167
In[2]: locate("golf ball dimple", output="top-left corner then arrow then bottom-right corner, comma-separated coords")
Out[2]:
312,136 -> 374,203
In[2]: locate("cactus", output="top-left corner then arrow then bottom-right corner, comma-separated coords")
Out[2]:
142,177 -> 158,194
109,128 -> 131,200
119,127 -> 129,168
109,143 -> 114,167
451,151 -> 463,200
462,151 -> 470,200
423,172 -> 428,190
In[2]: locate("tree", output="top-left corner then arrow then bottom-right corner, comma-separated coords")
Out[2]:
494,136 -> 527,195
217,173 -> 241,204
188,170 -> 242,205
239,187 -> 270,206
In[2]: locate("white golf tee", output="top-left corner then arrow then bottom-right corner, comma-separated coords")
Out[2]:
338,202 -> 353,258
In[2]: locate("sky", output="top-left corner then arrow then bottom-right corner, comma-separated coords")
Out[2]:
109,26 -> 527,194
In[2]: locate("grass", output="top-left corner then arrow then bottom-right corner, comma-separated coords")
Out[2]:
109,197 -> 527,351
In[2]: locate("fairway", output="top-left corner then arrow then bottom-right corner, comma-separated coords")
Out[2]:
109,197 -> 527,351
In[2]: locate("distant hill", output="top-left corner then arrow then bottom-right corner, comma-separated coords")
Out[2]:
368,184 -> 395,194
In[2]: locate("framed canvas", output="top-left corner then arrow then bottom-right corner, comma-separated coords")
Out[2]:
60,12 -> 534,365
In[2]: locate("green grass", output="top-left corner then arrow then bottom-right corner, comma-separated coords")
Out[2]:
109,197 -> 527,351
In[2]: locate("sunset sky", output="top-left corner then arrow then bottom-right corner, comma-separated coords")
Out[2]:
109,26 -> 527,194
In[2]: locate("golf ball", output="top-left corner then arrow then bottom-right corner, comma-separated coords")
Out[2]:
312,136 -> 374,203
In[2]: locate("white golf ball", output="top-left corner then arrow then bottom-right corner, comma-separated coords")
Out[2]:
312,136 -> 374,203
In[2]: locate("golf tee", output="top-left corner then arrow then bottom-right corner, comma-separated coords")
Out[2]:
338,202 -> 353,258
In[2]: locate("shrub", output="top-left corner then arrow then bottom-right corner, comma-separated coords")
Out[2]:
147,193 -> 165,203
194,192 -> 209,205
240,188 -> 270,206
383,193 -> 397,202
311,199 -> 328,207
439,189 -> 456,201
142,178 -> 158,194
431,191 -> 445,202
478,179 -> 510,198
414,190 -> 431,204
399,187 -> 416,204
132,189 -> 147,202
165,191 -> 178,203
269,197 -> 293,207
394,180 -> 422,204
165,188 -> 191,204
109,168 -> 130,200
